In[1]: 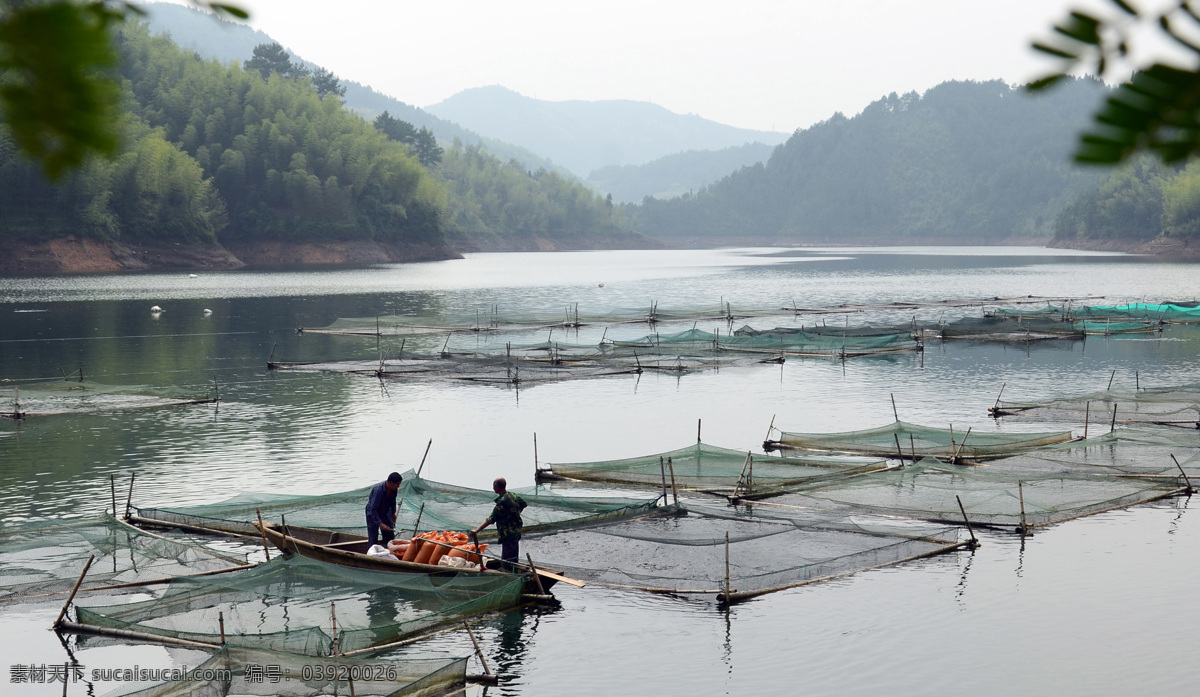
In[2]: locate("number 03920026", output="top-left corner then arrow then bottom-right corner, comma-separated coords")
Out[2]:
301,664 -> 400,681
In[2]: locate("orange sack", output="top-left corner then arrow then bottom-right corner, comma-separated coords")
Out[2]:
402,538 -> 423,562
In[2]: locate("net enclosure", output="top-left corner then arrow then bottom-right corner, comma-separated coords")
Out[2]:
523,504 -> 965,602
97,645 -> 468,697
990,383 -> 1200,427
765,420 -> 1076,461
777,456 -> 1186,531
610,326 -> 921,358
539,441 -> 890,498
0,516 -> 246,603
134,472 -> 661,540
74,555 -> 525,656
2,378 -> 217,419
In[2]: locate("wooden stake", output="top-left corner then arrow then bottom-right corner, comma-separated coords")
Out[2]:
464,622 -> 492,678
894,433 -> 904,462
124,473 -> 135,520
1136,371 -> 1140,391
1170,454 -> 1195,494
955,496 -> 978,547
110,475 -> 116,518
993,382 -> 1006,410
891,393 -> 899,422
1084,401 -> 1090,440
526,554 -> 547,596
1108,369 -> 1116,390
331,600 -> 338,654
255,509 -> 272,561
667,456 -> 679,506
218,611 -> 226,645
412,502 -> 426,535
1018,480 -> 1028,534
54,555 -> 94,628
417,438 -> 432,478
763,414 -> 776,443
534,433 -> 539,473
910,434 -> 917,461
724,531 -> 731,599
659,456 -> 668,502
697,418 -> 702,443
1110,402 -> 1118,433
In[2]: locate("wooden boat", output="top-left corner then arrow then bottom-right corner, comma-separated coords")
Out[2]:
257,522 -> 562,595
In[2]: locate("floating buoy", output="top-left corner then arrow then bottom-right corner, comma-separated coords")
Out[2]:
150,305 -> 163,314
188,274 -> 198,278
203,309 -> 212,316
598,283 -> 605,287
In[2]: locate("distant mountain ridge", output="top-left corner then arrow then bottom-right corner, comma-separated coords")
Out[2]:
587,143 -> 777,203
426,85 -> 789,178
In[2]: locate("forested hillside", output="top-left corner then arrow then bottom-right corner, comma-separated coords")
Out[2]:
634,79 -> 1108,244
587,143 -> 776,204
0,22 -> 635,264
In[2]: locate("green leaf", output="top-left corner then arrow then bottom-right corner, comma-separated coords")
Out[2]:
207,4 -> 250,20
1032,41 -> 1078,59
1107,0 -> 1139,17
1026,74 -> 1067,91
1053,12 -> 1102,45
0,2 -> 125,179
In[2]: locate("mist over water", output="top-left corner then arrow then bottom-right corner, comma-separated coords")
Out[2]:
2,247 -> 1198,696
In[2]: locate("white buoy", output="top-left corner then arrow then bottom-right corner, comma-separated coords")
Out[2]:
150,305 -> 163,314
188,273 -> 198,278
203,309 -> 212,316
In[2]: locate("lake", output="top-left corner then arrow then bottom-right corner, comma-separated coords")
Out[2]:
2,247 -> 1198,696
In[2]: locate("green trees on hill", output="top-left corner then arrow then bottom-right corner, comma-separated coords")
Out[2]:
374,111 -> 442,167
634,79 -> 1107,243
1052,156 -> 1200,242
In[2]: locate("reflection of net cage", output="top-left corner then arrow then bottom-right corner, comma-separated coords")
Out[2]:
74,556 -> 525,656
766,420 -> 1076,460
524,505 -> 963,602
780,456 -> 1186,531
1,379 -> 216,419
99,645 -> 468,697
135,473 -> 661,539
991,385 -> 1200,427
0,517 -> 245,602
540,442 -> 889,498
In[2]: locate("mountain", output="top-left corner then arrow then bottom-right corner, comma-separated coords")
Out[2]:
425,85 -> 789,178
140,3 -> 568,176
633,79 -> 1110,245
586,143 -> 777,204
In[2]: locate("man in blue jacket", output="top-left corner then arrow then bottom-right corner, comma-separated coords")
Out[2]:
365,472 -> 402,547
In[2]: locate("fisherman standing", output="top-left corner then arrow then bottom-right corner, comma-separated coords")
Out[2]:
366,472 -> 402,547
472,477 -> 527,572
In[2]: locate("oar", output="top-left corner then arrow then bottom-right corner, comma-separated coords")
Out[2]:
422,536 -> 586,587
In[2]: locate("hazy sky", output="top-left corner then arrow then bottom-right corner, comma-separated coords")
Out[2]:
204,0 -> 1187,134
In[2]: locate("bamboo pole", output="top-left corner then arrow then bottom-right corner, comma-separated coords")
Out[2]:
667,456 -> 679,506
1084,401 -> 1090,439
724,531 -> 731,599
412,502 -> 426,536
255,509 -> 272,561
110,475 -> 116,517
1110,402 -> 1118,433
218,611 -> 226,645
464,622 -> 493,679
891,393 -> 899,421
910,434 -> 917,461
894,433 -> 904,462
697,418 -> 702,443
1108,369 -> 1116,390
57,621 -> 222,650
763,414 -> 776,444
993,382 -> 1006,411
124,473 -> 135,520
533,433 -> 539,474
331,600 -> 339,655
417,438 -> 433,478
659,456 -> 668,503
0,563 -> 257,603
526,554 -> 547,596
53,555 -> 94,628
955,496 -> 978,547
1170,454 -> 1195,493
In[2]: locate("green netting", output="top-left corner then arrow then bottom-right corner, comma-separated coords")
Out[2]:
780,455 -> 1184,529
76,556 -> 525,656
544,442 -> 889,496
100,645 -> 466,697
992,384 -> 1200,426
1,379 -> 216,418
1073,302 -> 1200,324
767,420 -> 1076,460
136,472 -> 660,539
524,505 -> 962,598
607,326 -> 920,358
0,516 -> 245,602
940,316 -> 1084,341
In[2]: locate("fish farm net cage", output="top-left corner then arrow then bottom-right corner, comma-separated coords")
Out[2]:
991,384 -> 1200,427
72,556 -> 525,656
540,441 -> 890,497
776,456 -> 1187,531
765,420 -> 1076,460
2,378 -> 217,419
939,316 -> 1086,341
97,645 -> 468,697
134,473 -> 662,539
523,504 -> 964,602
0,517 -> 246,603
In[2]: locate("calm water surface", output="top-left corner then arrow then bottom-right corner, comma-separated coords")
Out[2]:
1,247 -> 1198,696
